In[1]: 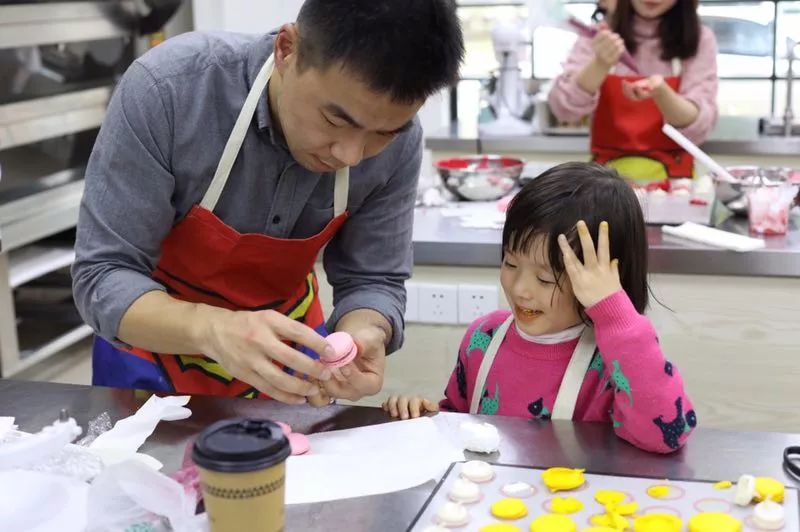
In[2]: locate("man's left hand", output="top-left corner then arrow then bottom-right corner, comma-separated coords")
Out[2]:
317,310 -> 390,402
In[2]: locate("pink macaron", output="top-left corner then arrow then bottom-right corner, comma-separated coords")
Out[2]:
287,432 -> 311,456
276,421 -> 292,436
322,331 -> 358,368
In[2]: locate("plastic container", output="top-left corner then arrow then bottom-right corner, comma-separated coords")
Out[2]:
747,184 -> 798,235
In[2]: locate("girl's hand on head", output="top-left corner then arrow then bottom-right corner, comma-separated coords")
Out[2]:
558,220 -> 623,309
622,75 -> 665,101
382,395 -> 439,420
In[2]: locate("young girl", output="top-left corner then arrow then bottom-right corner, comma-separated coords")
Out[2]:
548,0 -> 718,182
383,162 -> 696,454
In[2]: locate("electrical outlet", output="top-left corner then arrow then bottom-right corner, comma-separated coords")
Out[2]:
458,284 -> 499,324
417,283 -> 459,324
404,281 -> 419,322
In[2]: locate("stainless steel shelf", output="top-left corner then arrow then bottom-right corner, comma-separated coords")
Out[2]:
9,245 -> 75,289
0,86 -> 111,150
0,169 -> 85,253
0,2 -> 137,50
9,324 -> 93,377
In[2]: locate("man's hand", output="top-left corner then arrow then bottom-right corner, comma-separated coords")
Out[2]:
322,309 -> 390,401
197,307 -> 334,404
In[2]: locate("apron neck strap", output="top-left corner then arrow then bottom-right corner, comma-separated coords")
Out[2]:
550,327 -> 596,420
333,166 -> 349,217
201,54 -> 275,211
671,57 -> 682,77
200,53 -> 350,215
469,315 -> 514,414
469,317 -> 597,420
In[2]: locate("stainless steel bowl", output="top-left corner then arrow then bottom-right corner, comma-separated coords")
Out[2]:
713,166 -> 794,215
436,156 -> 523,201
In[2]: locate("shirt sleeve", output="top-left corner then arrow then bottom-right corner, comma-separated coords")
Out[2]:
323,122 -> 421,354
675,25 -> 719,144
586,290 -> 697,454
547,35 -> 601,124
71,61 -> 176,344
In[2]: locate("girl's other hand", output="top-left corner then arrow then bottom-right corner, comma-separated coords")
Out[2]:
382,395 -> 439,420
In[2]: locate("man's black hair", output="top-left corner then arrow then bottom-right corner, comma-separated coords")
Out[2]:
296,0 -> 465,103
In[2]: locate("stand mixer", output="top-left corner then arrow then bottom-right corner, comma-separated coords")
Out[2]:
479,22 -> 535,137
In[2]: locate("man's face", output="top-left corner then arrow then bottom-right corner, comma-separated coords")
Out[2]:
273,59 -> 422,172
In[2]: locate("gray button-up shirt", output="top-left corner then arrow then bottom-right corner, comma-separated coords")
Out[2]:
72,31 -> 420,353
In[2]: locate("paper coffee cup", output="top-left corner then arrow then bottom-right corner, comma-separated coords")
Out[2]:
193,418 -> 291,532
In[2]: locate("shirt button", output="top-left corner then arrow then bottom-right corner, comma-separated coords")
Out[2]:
272,215 -> 281,224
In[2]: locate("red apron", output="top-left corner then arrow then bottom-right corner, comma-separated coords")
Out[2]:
92,53 -> 350,398
591,58 -> 693,178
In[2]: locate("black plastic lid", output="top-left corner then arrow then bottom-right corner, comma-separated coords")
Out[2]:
192,418 -> 290,473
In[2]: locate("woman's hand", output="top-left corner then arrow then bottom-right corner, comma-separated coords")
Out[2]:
591,26 -> 626,69
622,75 -> 666,101
558,220 -> 623,309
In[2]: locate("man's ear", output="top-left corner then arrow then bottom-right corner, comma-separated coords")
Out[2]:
274,23 -> 299,75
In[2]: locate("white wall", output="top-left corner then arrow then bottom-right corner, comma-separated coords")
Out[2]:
192,0 -> 303,33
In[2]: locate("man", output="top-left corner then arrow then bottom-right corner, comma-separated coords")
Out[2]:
72,0 -> 464,404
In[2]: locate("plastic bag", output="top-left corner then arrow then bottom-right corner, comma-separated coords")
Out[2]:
87,460 -> 202,532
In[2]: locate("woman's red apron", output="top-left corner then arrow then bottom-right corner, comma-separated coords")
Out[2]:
591,58 -> 694,179
92,53 -> 350,398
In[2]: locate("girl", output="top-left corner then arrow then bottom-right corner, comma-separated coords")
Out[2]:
383,162 -> 696,454
548,0 -> 718,182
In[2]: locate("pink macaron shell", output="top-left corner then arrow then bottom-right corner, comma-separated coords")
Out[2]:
323,344 -> 357,369
322,332 -> 357,365
287,432 -> 311,456
276,422 -> 292,436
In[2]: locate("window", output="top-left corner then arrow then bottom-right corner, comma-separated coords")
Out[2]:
454,0 -> 800,120
458,3 -> 531,79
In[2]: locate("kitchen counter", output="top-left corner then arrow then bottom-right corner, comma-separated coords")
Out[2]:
2,379 -> 799,531
413,206 -> 800,277
426,116 -> 800,158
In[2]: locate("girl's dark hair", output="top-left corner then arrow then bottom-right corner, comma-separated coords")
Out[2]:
502,162 -> 649,314
611,0 -> 700,61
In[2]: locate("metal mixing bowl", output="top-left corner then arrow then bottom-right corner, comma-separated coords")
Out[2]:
713,166 -> 795,215
436,156 -> 523,201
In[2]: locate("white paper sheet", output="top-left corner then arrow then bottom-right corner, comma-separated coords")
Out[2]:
285,417 -> 463,505
0,417 -> 16,441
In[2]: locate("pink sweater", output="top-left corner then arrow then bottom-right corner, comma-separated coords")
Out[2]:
548,16 -> 719,145
440,290 -> 696,454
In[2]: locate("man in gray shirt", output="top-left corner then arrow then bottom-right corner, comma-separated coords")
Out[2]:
72,0 -> 464,403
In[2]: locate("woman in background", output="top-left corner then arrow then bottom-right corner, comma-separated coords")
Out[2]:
549,0 -> 718,182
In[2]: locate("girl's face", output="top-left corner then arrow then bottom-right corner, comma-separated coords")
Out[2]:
630,0 -> 677,19
500,236 -> 583,337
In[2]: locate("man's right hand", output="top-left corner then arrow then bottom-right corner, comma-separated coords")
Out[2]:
591,26 -> 625,69
196,307 -> 334,404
